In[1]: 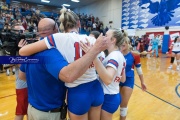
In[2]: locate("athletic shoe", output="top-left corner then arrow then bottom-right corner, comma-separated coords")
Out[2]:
168,65 -> 172,69
177,66 -> 180,71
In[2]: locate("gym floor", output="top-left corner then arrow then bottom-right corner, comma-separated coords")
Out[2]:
0,54 -> 180,120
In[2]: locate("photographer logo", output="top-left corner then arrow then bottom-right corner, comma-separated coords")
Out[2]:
9,57 -> 39,64
0,56 -> 42,64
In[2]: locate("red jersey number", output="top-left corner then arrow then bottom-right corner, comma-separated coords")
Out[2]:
74,42 -> 85,60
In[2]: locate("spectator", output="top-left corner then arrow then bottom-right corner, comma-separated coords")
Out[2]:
151,35 -> 159,57
139,36 -> 144,52
20,5 -> 26,12
12,24 -> 28,120
22,17 -> 27,30
30,6 -> 36,12
9,12 -> 14,20
26,14 -> 31,23
25,4 -> 30,11
49,13 -> 55,20
15,11 -> 22,20
134,36 -> 139,50
35,8 -> 40,15
144,35 -> 150,51
105,26 -> 109,33
0,15 -> 5,31
92,22 -> 97,30
31,13 -> 38,26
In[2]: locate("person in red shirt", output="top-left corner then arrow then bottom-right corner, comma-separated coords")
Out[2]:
144,35 -> 150,51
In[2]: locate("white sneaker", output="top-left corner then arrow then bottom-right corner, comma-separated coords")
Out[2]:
6,69 -> 10,76
177,66 -> 180,71
168,65 -> 172,69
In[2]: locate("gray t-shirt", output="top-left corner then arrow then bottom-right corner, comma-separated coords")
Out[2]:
15,66 -> 27,89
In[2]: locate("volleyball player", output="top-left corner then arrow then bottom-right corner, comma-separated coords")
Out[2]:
80,29 -> 126,120
19,7 -> 107,120
119,34 -> 147,120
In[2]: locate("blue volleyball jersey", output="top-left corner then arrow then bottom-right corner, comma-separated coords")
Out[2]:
124,52 -> 141,77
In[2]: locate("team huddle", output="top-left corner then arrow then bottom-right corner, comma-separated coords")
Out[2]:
18,7 -> 147,120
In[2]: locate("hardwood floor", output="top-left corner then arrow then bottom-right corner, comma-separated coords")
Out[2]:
0,54 -> 180,120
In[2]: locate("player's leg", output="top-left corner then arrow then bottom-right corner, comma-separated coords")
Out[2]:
89,80 -> 104,120
156,45 -> 159,57
120,86 -> 133,120
151,46 -> 155,57
6,68 -> 10,76
0,64 -> 3,72
68,111 -> 88,120
67,80 -> 99,120
119,77 -> 134,120
100,110 -> 112,120
67,87 -> 90,120
14,115 -> 24,120
168,52 -> 175,69
12,65 -> 15,75
88,106 -> 102,120
176,53 -> 180,70
100,94 -> 120,120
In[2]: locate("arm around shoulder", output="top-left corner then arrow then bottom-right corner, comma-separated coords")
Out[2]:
59,47 -> 101,83
59,33 -> 108,83
19,40 -> 48,56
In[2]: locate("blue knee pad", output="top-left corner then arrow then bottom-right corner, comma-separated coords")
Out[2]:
67,80 -> 104,115
119,77 -> 134,89
102,93 -> 121,114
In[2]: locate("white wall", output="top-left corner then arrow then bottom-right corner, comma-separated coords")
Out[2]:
74,0 -> 122,29
135,26 -> 180,37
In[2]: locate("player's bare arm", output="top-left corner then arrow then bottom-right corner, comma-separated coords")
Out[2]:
121,70 -> 126,83
19,40 -> 48,56
80,39 -> 116,85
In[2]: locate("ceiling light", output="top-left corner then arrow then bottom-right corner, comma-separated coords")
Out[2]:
62,4 -> 70,7
41,0 -> 50,3
12,1 -> 20,3
71,0 -> 80,2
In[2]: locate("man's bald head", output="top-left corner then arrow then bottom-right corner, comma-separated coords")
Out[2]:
38,18 -> 55,30
38,18 -> 58,37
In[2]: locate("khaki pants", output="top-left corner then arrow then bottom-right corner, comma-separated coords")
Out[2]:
28,104 -> 62,120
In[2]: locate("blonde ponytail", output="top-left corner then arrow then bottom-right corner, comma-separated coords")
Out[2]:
123,31 -> 128,37
59,6 -> 79,32
59,7 -> 66,32
123,36 -> 132,51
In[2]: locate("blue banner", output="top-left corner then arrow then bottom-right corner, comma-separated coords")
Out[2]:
122,0 -> 180,29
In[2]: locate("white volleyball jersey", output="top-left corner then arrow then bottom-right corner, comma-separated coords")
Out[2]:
96,51 -> 106,78
99,51 -> 126,94
97,51 -> 105,61
172,42 -> 180,52
44,32 -> 98,88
